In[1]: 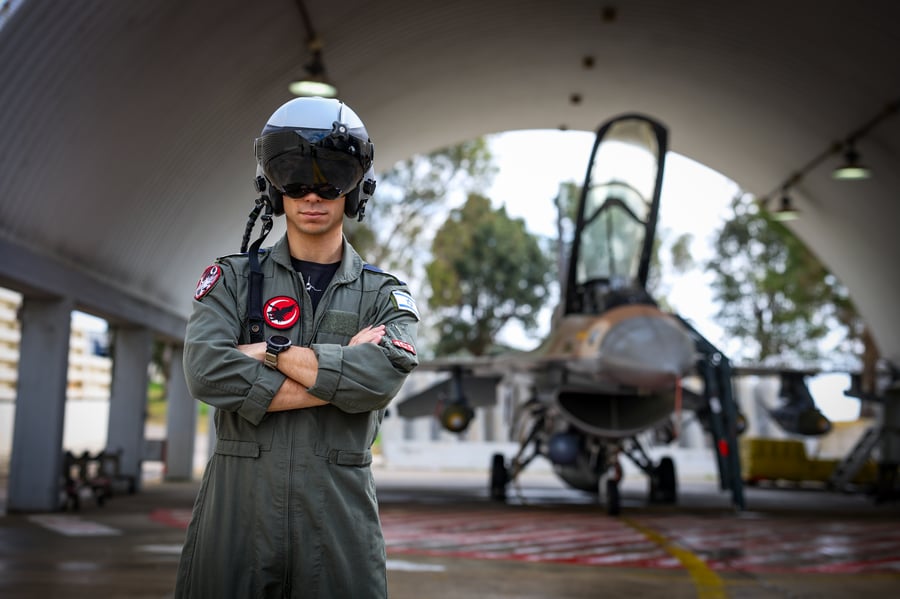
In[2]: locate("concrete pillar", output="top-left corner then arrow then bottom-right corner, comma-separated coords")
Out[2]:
482,405 -> 496,441
106,326 -> 152,491
164,344 -> 195,480
7,296 -> 73,512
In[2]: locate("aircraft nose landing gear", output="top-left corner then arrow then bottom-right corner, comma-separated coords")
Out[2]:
599,460 -> 624,516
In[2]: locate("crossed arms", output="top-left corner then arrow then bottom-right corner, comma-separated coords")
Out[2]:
238,324 -> 386,412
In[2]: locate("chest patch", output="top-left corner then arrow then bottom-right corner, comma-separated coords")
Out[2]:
194,265 -> 222,300
391,290 -> 420,320
264,296 -> 300,329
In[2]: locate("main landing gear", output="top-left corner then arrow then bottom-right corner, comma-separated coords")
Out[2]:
490,453 -> 509,501
621,437 -> 678,506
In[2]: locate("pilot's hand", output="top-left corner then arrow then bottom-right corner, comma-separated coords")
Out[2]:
349,324 -> 385,346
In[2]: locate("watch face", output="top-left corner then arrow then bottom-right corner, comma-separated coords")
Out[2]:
268,335 -> 291,351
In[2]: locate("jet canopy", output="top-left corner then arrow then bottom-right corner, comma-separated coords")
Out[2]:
565,115 -> 668,315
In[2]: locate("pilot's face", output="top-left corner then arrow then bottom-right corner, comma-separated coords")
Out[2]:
282,191 -> 346,237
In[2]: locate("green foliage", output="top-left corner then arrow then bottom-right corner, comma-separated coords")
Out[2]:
147,381 -> 166,402
552,181 -> 581,286
426,193 -> 553,356
707,193 -> 862,365
669,233 -> 695,273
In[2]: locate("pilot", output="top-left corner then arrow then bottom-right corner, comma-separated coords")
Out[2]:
174,96 -> 419,598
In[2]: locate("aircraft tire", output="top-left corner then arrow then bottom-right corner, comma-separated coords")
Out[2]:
490,453 -> 508,502
657,456 -> 677,503
606,478 -> 621,516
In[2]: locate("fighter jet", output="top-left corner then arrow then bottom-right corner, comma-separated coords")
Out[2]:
397,114 -> 745,514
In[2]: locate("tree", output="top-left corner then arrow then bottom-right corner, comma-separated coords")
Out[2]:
706,192 -> 865,367
426,193 -> 553,356
345,138 -> 497,276
552,181 -> 581,289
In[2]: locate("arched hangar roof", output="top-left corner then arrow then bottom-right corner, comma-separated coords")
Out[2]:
0,0 -> 898,365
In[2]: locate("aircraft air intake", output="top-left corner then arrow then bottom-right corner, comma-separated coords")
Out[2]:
555,305 -> 696,438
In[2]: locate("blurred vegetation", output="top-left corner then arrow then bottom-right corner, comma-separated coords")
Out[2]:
426,193 -> 553,356
707,192 -> 869,369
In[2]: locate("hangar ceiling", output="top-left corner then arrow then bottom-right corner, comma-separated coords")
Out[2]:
0,0 -> 898,365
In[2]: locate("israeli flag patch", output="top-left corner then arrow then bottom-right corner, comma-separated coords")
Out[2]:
391,290 -> 420,320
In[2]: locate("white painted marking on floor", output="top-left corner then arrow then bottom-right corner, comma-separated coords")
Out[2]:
28,514 -> 121,536
386,559 -> 447,572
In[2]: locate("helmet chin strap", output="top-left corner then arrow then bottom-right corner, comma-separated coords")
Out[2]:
240,193 -> 274,253
242,183 -> 275,343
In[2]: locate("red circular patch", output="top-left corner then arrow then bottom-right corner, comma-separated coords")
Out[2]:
194,265 -> 222,300
263,296 -> 300,329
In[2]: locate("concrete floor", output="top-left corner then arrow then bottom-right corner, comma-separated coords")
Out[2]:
1,468 -> 899,598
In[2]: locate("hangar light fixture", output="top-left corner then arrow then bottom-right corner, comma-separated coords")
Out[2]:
289,42 -> 338,98
760,97 -> 899,218
289,1 -> 338,98
772,191 -> 799,222
831,144 -> 871,180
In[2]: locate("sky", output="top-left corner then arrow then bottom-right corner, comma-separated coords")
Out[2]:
486,129 -> 859,422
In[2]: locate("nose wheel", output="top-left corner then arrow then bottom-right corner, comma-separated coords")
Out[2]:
598,461 -> 623,516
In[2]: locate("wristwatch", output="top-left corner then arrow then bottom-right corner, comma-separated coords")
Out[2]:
264,334 -> 292,369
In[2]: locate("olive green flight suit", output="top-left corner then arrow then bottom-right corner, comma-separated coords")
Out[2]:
174,234 -> 419,599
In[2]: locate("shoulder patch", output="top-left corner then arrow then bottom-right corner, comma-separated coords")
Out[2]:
390,290 -> 420,320
194,264 -> 222,300
392,338 -> 417,355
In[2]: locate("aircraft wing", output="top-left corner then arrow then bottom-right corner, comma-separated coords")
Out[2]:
397,372 -> 504,418
414,351 -> 555,376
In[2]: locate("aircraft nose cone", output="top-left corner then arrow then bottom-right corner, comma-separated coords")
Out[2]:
599,312 -> 695,388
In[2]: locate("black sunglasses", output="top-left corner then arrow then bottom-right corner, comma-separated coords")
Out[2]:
281,183 -> 344,200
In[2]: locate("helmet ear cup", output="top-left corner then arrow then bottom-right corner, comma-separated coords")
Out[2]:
255,165 -> 284,216
344,190 -> 358,220
267,180 -> 284,216
344,166 -> 376,221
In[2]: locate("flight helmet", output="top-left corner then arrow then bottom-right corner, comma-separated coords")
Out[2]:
254,97 -> 376,221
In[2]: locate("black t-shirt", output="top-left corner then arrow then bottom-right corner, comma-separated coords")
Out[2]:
290,258 -> 340,313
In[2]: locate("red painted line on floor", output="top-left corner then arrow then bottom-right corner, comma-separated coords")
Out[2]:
149,508 -> 192,529
379,507 -> 900,574
147,505 -> 900,575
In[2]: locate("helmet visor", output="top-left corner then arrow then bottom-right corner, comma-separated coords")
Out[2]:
256,130 -> 366,200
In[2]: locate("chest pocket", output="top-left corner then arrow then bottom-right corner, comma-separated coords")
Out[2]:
315,309 -> 361,344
